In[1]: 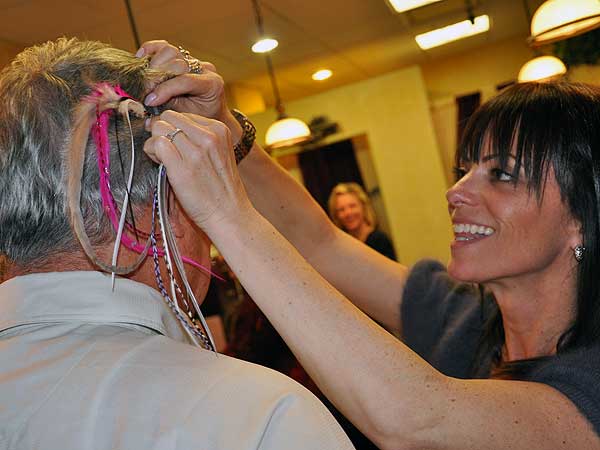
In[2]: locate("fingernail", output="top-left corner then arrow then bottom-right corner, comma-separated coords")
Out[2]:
135,48 -> 145,57
144,93 -> 157,105
145,117 -> 152,129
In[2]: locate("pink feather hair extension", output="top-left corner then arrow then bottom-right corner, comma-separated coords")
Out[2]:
67,83 -> 222,279
66,84 -> 150,274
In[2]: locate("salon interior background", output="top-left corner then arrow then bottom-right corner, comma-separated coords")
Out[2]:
1,0 -> 597,266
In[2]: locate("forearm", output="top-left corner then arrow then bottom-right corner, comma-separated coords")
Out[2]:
237,144 -> 409,332
206,208 -> 445,449
238,143 -> 334,258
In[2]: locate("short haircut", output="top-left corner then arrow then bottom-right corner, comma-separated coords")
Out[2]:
0,38 -> 161,268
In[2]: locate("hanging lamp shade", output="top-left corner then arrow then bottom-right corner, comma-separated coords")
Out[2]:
518,55 -> 567,82
265,116 -> 312,149
530,0 -> 600,46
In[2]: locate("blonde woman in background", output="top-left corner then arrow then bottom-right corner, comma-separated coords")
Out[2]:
328,183 -> 396,261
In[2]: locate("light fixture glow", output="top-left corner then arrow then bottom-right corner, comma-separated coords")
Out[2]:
517,55 -> 567,82
252,38 -> 279,53
312,69 -> 332,81
265,117 -> 312,149
251,0 -> 311,149
530,0 -> 600,46
415,15 -> 490,50
386,0 -> 443,14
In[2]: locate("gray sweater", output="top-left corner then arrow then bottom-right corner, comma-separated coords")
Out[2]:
401,259 -> 600,437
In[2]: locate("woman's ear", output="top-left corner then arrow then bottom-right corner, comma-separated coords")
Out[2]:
566,216 -> 584,253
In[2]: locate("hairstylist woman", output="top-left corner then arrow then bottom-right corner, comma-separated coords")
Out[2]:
141,40 -> 600,450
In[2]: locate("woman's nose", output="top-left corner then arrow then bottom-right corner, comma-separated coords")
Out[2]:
446,171 -> 478,210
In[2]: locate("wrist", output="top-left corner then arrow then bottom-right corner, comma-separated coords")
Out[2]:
202,203 -> 260,243
222,110 -> 243,143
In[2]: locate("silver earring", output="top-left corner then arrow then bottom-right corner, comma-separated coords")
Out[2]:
574,245 -> 585,262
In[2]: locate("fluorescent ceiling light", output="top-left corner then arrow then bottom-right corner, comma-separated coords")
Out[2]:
386,0 -> 443,14
252,38 -> 279,53
415,15 -> 490,49
312,69 -> 332,81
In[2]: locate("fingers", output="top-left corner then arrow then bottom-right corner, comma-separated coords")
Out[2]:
137,40 -> 216,73
136,40 -> 176,60
160,110 -> 232,151
137,40 -> 223,112
142,109 -> 249,228
144,111 -> 231,167
144,72 -> 223,107
143,123 -> 185,167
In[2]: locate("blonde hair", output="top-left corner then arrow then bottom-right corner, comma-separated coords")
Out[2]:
327,182 -> 376,230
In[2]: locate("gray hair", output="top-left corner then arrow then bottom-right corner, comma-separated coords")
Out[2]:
0,37 -> 161,269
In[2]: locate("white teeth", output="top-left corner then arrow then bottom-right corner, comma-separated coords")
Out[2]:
453,223 -> 495,236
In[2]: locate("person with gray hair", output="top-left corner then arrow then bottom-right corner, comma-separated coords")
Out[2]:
0,38 -> 355,450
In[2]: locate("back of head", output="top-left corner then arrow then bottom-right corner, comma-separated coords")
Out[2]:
327,182 -> 376,228
459,81 -> 600,350
0,38 -> 159,273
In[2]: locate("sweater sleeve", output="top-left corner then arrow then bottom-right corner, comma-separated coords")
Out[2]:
526,345 -> 600,437
401,259 -> 486,378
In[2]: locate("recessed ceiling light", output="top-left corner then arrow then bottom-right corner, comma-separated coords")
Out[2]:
386,0 -> 443,14
312,69 -> 332,81
415,15 -> 490,50
252,38 -> 279,53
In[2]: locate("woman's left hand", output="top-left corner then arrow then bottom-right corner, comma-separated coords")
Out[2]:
143,110 -> 252,231
136,40 -> 241,140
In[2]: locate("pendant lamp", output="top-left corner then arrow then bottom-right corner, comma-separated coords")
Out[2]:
518,0 -> 568,83
530,0 -> 600,46
517,55 -> 567,82
251,0 -> 312,149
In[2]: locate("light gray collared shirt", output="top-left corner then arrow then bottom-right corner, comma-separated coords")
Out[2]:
0,271 -> 355,450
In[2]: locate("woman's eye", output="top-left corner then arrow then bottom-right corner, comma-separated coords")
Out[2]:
491,168 -> 514,182
453,166 -> 467,181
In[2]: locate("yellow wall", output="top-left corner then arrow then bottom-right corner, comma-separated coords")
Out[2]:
422,36 -> 532,103
421,35 -> 533,185
0,40 -> 24,68
249,66 -> 452,266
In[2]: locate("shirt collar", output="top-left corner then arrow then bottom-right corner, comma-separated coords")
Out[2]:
0,271 -> 191,344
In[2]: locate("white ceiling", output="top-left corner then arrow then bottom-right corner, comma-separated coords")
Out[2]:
0,0 -> 544,105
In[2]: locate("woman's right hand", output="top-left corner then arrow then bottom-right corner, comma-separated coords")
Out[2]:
143,110 -> 253,232
137,39 -> 243,143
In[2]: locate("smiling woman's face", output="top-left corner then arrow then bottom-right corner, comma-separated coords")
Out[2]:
445,149 -> 581,286
335,193 -> 366,233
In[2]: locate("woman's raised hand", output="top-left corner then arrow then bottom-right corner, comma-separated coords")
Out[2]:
136,40 -> 242,141
143,110 -> 253,231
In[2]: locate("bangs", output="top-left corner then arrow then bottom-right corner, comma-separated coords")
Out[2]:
456,82 -> 578,197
